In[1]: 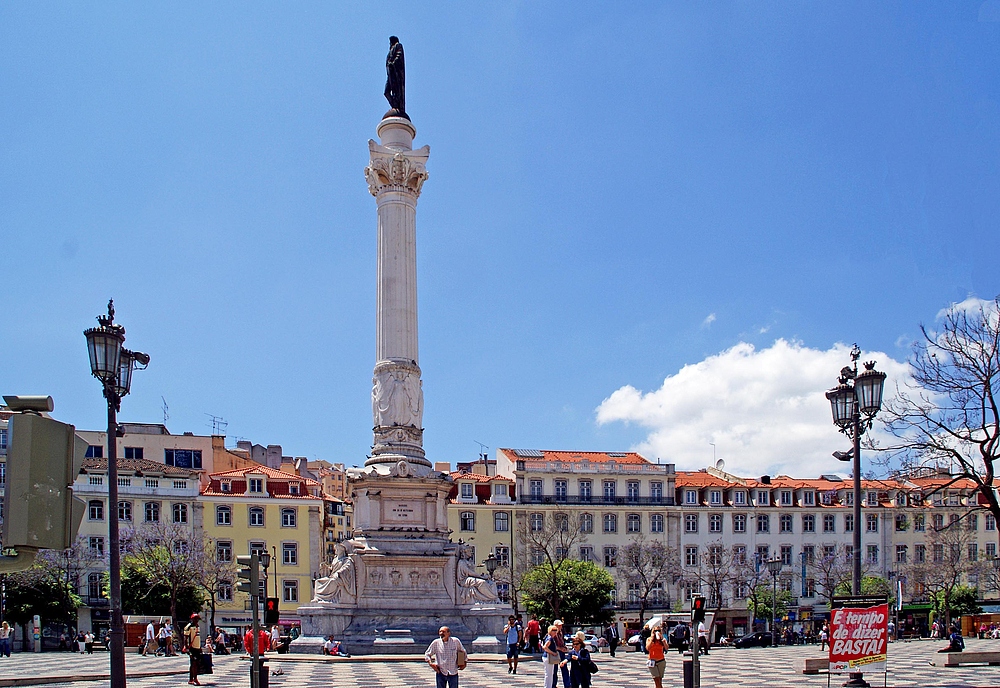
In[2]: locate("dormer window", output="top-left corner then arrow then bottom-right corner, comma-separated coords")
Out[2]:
461,483 -> 474,499
289,483 -> 300,495
845,492 -> 854,506
493,483 -> 507,496
685,490 -> 698,505
734,491 -> 746,505
867,491 -> 878,506
709,490 -> 722,505
803,491 -> 815,506
248,478 -> 263,494
757,490 -> 769,506
221,482 -> 231,493
780,490 -> 792,506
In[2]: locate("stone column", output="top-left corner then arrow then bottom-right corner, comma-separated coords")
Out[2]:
365,117 -> 431,470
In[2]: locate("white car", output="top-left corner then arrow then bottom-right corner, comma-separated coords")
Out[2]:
582,634 -> 600,653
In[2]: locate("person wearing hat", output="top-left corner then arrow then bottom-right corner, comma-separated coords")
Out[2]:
552,620 -> 571,688
183,613 -> 203,686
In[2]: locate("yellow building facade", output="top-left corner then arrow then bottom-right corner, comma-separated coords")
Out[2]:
200,465 -> 324,632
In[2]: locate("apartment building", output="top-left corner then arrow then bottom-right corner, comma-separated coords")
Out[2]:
199,465 -> 325,632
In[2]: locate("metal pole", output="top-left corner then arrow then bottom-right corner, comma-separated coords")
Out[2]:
852,411 -> 862,596
251,552 -> 260,688
771,571 -> 777,647
106,395 -> 126,688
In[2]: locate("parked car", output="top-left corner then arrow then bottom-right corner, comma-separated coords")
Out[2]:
733,632 -> 773,649
582,634 -> 600,653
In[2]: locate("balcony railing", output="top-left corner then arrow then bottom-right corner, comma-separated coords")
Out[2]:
520,495 -> 676,506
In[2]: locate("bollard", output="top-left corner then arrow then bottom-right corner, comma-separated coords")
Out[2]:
683,652 -> 694,688
251,658 -> 269,688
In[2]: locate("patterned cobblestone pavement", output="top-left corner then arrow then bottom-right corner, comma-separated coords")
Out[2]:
2,637 -> 999,688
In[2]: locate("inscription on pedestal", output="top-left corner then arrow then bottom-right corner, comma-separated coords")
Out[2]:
383,499 -> 423,523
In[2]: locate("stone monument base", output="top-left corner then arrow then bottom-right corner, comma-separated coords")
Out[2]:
290,604 -> 508,655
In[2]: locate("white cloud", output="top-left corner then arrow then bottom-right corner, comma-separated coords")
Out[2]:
701,313 -> 716,328
595,339 -> 911,478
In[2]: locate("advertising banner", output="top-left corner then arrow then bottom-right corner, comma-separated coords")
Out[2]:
829,601 -> 889,674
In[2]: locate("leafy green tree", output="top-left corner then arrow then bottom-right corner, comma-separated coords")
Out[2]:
746,584 -> 792,627
521,559 -> 614,626
835,575 -> 893,602
937,585 -> 981,619
4,563 -> 81,646
118,562 -> 204,622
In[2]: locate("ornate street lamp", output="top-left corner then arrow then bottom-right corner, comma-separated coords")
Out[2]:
483,553 -> 499,580
825,345 -> 885,688
84,300 -> 148,688
765,557 -> 783,647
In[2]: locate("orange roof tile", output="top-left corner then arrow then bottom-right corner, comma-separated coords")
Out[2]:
208,464 -> 320,486
501,449 -> 651,465
449,471 -> 514,483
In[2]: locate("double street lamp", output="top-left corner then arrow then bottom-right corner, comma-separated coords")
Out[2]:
765,556 -> 783,647
84,301 -> 149,688
825,345 -> 886,688
482,553 -> 499,580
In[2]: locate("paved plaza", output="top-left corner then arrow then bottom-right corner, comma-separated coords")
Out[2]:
2,638 -> 999,688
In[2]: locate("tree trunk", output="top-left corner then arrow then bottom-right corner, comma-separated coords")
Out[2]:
638,600 -> 646,628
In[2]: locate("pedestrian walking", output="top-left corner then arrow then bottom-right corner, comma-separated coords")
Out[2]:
0,621 -> 11,658
270,625 -> 281,652
698,621 -> 710,655
504,615 -> 521,674
424,626 -> 466,688
553,620 -> 571,688
604,622 -> 619,657
142,621 -> 156,656
543,625 -> 563,688
77,631 -> 86,654
819,623 -> 829,651
182,613 -> 202,686
568,632 -> 593,688
526,614 -> 541,654
85,631 -> 94,654
645,623 -> 668,688
244,626 -> 269,655
670,621 -> 689,654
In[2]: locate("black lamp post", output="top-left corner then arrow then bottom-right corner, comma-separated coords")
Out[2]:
765,557 -> 783,647
483,553 -> 499,580
825,345 -> 885,688
84,300 -> 148,688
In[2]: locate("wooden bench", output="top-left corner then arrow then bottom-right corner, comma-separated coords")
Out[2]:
795,657 -> 828,674
938,651 -> 1000,667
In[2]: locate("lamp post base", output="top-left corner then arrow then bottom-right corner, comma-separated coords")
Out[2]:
843,672 -> 870,688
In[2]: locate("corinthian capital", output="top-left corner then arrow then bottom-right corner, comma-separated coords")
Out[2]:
365,140 -> 430,197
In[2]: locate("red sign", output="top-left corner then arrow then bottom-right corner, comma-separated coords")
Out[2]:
829,603 -> 889,674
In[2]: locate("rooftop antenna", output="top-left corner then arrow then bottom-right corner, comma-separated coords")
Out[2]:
474,440 -> 489,462
709,441 -> 716,464
161,397 -> 170,425
205,413 -> 228,435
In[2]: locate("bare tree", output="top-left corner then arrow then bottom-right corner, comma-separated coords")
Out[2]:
195,536 -> 238,634
906,520 -> 983,631
618,535 -> 679,626
808,544 -> 854,609
733,550 -> 772,631
880,297 -> 1000,546
516,510 -> 588,622
693,540 -> 735,628
122,521 -> 205,630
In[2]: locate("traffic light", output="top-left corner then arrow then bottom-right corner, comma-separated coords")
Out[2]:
2,397 -> 87,569
236,553 -> 260,596
264,597 -> 279,625
691,595 -> 707,623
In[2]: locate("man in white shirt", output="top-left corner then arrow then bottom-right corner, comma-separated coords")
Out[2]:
142,621 -> 156,656
425,626 -> 466,688
697,621 -> 710,655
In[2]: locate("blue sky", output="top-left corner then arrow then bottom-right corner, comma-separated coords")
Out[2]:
3,3 -> 998,476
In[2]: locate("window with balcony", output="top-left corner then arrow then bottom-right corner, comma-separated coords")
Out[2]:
579,480 -> 592,501
650,513 -> 664,533
709,514 -> 722,533
733,514 -> 746,533
603,513 -> 617,533
650,482 -> 663,502
603,481 -> 616,499
555,480 -> 567,501
494,511 -> 509,532
529,480 -> 543,498
281,508 -> 297,528
780,514 -> 793,533
627,513 -> 641,533
249,507 -> 265,527
802,514 -> 815,533
627,481 -> 639,502
685,514 -> 698,533
282,542 -> 298,566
